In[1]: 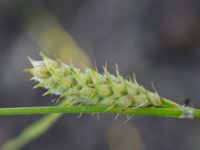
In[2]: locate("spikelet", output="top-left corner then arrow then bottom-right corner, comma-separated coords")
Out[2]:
25,53 -> 180,109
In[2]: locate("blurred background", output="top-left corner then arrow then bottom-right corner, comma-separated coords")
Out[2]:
0,0 -> 200,150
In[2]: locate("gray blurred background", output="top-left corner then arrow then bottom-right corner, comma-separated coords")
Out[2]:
0,0 -> 200,150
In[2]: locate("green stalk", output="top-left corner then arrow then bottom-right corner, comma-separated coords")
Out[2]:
0,106 -> 199,118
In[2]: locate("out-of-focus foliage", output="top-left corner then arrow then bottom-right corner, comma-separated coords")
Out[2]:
2,0 -> 91,66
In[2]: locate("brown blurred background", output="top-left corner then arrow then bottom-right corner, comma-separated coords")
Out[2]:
0,0 -> 200,150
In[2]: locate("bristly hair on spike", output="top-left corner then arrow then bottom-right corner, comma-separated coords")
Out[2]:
25,53 -> 183,111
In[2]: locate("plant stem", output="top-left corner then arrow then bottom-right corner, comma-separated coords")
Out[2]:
0,106 -> 199,118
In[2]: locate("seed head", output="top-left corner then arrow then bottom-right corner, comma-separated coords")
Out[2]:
26,53 -> 172,108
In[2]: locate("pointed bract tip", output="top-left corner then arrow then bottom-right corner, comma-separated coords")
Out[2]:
27,57 -> 41,67
39,52 -> 48,59
23,68 -> 32,73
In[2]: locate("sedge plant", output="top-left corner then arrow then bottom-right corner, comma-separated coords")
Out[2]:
2,52 -> 200,150
0,53 -> 199,118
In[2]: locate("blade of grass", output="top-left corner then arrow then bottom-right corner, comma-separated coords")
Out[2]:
2,113 -> 62,150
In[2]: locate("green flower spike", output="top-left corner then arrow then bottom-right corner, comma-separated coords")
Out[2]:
24,53 -> 196,119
